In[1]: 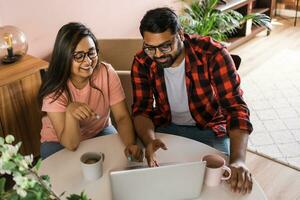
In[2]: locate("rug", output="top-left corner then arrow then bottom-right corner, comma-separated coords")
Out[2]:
241,49 -> 300,171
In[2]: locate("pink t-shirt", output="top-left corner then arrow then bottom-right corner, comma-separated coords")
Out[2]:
40,63 -> 125,143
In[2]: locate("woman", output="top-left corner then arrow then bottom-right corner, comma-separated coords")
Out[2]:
38,22 -> 143,160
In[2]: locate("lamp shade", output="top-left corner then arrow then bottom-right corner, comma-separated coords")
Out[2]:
0,25 -> 28,64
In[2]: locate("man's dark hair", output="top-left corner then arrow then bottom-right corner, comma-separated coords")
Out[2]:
139,7 -> 181,37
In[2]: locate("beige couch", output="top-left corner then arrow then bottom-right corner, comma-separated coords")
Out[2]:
98,38 -> 143,71
97,38 -> 143,113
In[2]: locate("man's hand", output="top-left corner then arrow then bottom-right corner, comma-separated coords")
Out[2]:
124,144 -> 144,162
145,139 -> 168,167
227,160 -> 252,194
228,129 -> 252,194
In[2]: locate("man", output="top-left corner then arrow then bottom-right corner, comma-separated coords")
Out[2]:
131,7 -> 253,194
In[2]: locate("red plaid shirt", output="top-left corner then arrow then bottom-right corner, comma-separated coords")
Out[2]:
131,34 -> 253,137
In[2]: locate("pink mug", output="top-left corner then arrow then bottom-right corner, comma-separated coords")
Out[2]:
202,154 -> 231,187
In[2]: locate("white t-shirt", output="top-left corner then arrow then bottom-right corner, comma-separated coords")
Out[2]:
164,58 -> 196,125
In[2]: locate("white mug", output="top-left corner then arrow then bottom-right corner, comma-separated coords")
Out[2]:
80,152 -> 105,181
202,154 -> 231,187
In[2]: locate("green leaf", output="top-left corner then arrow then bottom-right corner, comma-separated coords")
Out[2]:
40,175 -> 50,182
66,194 -> 81,200
66,191 -> 90,200
3,192 -> 20,200
34,158 -> 42,171
22,190 -> 37,200
3,161 -> 17,171
0,177 -> 6,195
180,0 -> 271,42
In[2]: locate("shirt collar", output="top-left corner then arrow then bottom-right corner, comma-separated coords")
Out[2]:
183,34 -> 203,74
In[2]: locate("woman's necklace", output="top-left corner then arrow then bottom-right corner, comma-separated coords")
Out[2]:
70,77 -> 89,89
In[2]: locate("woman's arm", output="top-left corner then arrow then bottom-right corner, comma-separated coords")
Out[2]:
47,102 -> 97,150
111,100 -> 143,161
111,100 -> 135,146
47,111 -> 80,150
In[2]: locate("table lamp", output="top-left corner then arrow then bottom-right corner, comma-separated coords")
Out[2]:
0,25 -> 28,64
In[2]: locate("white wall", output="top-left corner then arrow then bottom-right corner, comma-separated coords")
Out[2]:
0,0 -> 181,59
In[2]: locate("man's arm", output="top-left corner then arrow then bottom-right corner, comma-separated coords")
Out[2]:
134,115 -> 167,167
209,48 -> 253,194
131,57 -> 155,145
228,129 -> 252,194
229,129 -> 249,164
131,57 -> 167,166
133,115 -> 156,147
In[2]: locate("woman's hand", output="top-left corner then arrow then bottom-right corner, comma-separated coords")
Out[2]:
66,102 -> 98,121
124,144 -> 144,162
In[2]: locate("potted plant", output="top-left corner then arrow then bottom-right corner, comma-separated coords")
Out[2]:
0,135 -> 90,200
179,0 -> 272,42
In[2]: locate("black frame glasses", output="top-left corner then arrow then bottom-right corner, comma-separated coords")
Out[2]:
73,49 -> 98,63
143,36 -> 176,56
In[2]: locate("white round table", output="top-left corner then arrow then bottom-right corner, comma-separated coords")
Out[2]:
39,133 -> 267,200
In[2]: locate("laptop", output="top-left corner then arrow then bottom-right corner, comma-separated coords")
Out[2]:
110,161 -> 206,200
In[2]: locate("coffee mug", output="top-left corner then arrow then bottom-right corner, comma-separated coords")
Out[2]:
202,154 -> 231,187
80,152 -> 105,181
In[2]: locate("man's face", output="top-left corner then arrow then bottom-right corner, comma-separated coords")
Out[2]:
143,30 -> 184,68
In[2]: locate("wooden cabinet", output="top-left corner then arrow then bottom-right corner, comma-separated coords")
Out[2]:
217,0 -> 275,50
0,55 -> 48,156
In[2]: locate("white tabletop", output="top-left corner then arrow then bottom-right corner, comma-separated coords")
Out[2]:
39,133 -> 267,200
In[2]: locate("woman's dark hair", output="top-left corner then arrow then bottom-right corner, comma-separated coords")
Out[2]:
38,22 -> 100,106
139,7 -> 181,37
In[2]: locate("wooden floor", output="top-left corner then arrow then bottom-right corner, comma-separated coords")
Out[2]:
233,18 -> 300,200
246,151 -> 300,200
232,18 -> 300,77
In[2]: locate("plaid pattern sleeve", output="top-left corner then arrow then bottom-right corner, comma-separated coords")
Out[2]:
131,56 -> 154,118
209,47 -> 253,134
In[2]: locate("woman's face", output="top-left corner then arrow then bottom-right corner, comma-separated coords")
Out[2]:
70,36 -> 98,81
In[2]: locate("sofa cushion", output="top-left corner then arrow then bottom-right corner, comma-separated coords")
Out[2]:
98,38 -> 143,71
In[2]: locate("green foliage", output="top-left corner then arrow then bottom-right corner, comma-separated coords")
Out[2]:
34,158 -> 42,171
179,0 -> 272,41
0,135 -> 90,200
66,192 -> 91,200
0,177 -> 6,196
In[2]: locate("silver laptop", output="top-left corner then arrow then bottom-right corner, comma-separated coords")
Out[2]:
110,161 -> 206,200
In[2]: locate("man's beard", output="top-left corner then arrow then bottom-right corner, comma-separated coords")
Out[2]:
154,45 -> 183,69
154,55 -> 174,69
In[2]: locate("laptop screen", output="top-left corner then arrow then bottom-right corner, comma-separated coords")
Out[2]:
110,161 -> 206,200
